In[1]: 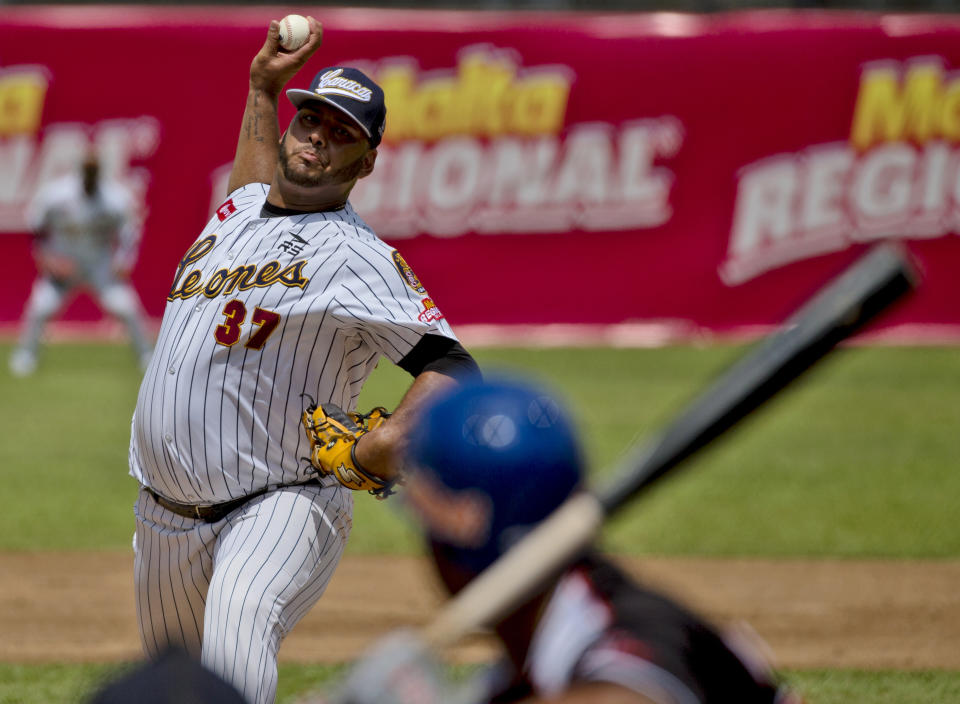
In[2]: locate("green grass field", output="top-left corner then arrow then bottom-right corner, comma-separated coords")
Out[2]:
2,663 -> 959,704
1,341 -> 958,702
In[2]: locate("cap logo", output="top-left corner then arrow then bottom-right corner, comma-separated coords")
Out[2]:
314,69 -> 372,102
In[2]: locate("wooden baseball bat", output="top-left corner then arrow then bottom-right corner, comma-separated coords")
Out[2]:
422,242 -> 918,648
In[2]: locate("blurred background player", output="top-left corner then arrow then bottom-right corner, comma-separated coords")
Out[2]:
329,378 -> 802,704
8,150 -> 153,377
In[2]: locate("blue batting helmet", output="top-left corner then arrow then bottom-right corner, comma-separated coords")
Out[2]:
406,378 -> 584,573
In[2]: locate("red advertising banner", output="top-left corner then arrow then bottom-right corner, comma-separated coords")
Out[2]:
1,7 -> 958,338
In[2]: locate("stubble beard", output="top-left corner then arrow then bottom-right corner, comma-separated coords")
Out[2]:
278,142 -> 365,189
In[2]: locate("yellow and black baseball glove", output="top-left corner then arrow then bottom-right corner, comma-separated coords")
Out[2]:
301,401 -> 398,499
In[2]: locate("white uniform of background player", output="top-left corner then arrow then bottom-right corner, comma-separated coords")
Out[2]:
9,152 -> 153,376
127,19 -> 478,704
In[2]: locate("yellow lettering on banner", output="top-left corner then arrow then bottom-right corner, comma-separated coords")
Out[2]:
0,72 -> 48,136
459,53 -> 517,136
850,63 -> 952,150
377,67 -> 417,139
377,49 -> 571,142
942,82 -> 960,141
511,78 -> 570,136
412,79 -> 459,140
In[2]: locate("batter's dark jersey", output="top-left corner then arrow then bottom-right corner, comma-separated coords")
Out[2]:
484,556 -> 795,704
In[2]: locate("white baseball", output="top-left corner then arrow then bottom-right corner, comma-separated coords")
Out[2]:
278,14 -> 310,51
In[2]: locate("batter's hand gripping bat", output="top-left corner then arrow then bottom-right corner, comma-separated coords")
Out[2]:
422,243 -> 918,648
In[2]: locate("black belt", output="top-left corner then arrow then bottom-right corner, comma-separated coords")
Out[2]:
144,486 -> 272,523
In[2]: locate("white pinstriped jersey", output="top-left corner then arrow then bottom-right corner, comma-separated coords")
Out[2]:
129,183 -> 456,504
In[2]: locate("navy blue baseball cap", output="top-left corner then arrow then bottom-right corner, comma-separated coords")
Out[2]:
406,378 -> 584,573
286,67 -> 386,148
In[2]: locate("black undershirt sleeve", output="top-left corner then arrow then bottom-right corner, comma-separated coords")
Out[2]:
398,334 -> 481,381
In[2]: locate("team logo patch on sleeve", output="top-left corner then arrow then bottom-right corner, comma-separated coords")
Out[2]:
418,298 -> 445,323
216,199 -> 237,222
392,250 -> 428,295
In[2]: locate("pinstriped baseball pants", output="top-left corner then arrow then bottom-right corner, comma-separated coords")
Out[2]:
133,483 -> 353,704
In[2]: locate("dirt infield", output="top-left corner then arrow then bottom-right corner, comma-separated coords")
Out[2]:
1,552 -> 958,669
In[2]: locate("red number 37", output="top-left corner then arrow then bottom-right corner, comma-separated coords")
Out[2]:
214,300 -> 281,350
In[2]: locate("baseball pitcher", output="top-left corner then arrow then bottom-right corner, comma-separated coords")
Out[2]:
127,18 -> 479,704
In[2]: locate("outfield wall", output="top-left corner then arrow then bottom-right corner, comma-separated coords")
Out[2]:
1,7 -> 959,337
